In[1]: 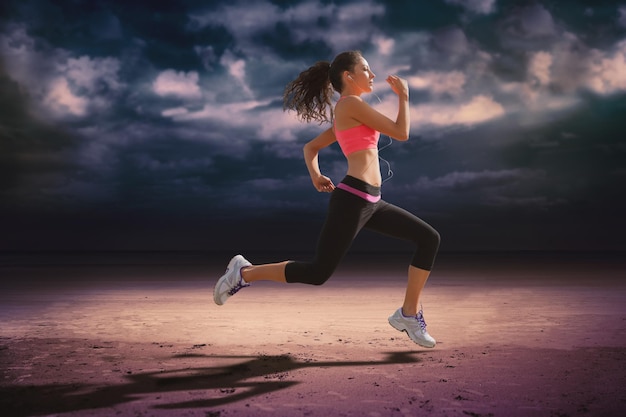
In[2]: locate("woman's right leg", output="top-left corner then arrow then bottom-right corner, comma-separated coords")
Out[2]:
284,190 -> 368,285
241,261 -> 289,283
214,190 -> 366,305
242,190 -> 368,286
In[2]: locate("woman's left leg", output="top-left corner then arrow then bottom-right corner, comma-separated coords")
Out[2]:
364,201 -> 440,315
403,266 -> 431,316
365,201 -> 440,347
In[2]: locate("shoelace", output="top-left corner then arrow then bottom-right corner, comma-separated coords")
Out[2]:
227,279 -> 250,296
415,310 -> 428,332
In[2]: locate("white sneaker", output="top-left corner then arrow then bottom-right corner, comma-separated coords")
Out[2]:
388,307 -> 436,348
213,255 -> 251,305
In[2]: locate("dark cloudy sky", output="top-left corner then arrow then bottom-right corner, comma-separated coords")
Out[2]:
1,0 -> 625,253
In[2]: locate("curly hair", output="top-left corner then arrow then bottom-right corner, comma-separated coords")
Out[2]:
283,51 -> 363,124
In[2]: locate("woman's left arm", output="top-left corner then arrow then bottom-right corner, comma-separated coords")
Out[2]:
303,128 -> 337,192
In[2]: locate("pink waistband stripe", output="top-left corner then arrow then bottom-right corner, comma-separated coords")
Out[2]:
337,182 -> 381,203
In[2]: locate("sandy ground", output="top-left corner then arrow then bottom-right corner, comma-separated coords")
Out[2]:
1,252 -> 625,417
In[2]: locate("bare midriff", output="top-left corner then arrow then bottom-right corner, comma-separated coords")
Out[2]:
345,148 -> 381,187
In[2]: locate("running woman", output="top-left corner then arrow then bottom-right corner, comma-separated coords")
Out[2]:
213,51 -> 441,348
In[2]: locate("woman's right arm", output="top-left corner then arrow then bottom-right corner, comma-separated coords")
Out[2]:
341,75 -> 410,140
303,128 -> 337,192
390,75 -> 410,140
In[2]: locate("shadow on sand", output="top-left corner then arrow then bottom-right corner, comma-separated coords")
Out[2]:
1,351 -> 423,416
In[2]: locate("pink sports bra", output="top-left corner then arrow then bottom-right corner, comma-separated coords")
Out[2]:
334,98 -> 380,156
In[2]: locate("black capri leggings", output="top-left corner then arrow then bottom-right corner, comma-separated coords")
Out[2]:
285,175 -> 440,285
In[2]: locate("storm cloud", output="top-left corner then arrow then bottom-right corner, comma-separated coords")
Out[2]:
1,0 -> 624,252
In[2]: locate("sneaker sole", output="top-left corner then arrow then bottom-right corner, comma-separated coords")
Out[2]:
213,255 -> 242,306
388,317 -> 436,348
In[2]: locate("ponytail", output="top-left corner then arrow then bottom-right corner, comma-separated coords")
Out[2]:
283,51 -> 362,124
283,61 -> 333,124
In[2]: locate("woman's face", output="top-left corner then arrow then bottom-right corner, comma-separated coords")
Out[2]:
348,57 -> 376,93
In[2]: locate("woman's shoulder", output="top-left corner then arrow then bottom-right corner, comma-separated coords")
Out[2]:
336,95 -> 368,114
338,95 -> 364,103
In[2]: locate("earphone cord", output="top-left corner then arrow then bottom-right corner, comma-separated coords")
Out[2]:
378,136 -> 394,183
372,92 -> 394,183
